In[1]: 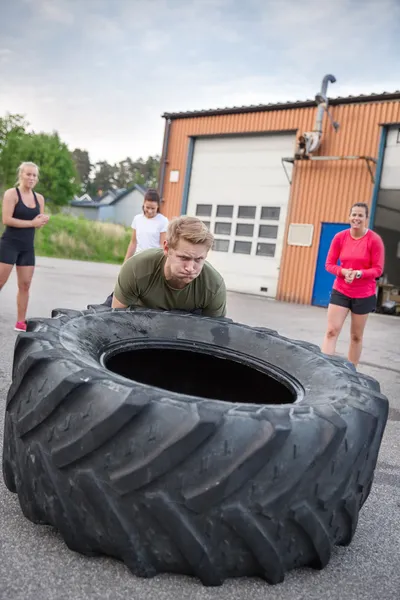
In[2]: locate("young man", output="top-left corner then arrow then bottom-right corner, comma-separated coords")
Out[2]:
111,215 -> 227,317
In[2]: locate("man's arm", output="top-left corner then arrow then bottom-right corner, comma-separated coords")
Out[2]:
112,258 -> 140,308
202,280 -> 227,317
111,294 -> 128,309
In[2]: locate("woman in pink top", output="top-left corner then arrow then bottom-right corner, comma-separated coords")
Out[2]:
321,202 -> 385,367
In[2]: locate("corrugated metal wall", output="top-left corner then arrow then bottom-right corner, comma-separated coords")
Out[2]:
161,100 -> 400,304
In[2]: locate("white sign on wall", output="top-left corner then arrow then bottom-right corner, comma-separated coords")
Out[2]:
169,170 -> 180,183
287,223 -> 314,247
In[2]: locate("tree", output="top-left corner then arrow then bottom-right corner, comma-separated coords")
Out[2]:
113,158 -> 135,189
112,154 -> 160,190
70,152 -> 161,197
71,148 -> 91,191
0,113 -> 29,190
0,113 -> 28,151
144,154 -> 160,188
0,111 -> 160,205
1,130 -> 80,207
90,161 -> 118,195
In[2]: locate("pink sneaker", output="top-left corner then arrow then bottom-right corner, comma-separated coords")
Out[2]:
14,321 -> 27,332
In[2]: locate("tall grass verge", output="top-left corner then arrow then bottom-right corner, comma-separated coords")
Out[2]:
0,208 -> 131,264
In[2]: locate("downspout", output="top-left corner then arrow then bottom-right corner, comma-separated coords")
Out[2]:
369,126 -> 387,228
181,137 -> 195,215
158,118 -> 171,204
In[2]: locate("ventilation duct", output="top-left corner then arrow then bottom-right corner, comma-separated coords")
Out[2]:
301,74 -> 339,155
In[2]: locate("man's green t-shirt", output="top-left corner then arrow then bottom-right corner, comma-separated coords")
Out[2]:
113,248 -> 227,317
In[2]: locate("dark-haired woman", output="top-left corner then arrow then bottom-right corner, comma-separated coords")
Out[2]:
321,202 -> 385,367
123,188 -> 168,261
103,189 -> 168,306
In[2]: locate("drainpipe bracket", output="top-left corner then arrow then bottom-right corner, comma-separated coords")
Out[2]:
281,155 -> 378,185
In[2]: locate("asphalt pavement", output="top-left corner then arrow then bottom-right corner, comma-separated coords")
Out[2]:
0,256 -> 399,600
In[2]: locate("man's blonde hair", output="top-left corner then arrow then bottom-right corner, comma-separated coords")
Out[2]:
167,216 -> 214,250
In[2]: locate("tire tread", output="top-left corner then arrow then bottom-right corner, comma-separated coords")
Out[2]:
2,308 -> 389,586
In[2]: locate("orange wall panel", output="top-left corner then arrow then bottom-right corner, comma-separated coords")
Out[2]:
161,100 -> 400,304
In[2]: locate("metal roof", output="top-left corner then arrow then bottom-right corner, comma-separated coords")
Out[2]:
162,91 -> 400,120
70,184 -> 147,207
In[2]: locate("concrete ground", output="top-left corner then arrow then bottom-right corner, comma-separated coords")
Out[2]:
0,256 -> 399,600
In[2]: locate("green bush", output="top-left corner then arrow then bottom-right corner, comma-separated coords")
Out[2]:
0,207 -> 131,264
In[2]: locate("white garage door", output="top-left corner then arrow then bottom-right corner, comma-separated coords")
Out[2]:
375,126 -> 400,231
380,126 -> 400,190
186,134 -> 296,297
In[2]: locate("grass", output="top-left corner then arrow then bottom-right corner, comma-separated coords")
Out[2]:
0,208 -> 131,264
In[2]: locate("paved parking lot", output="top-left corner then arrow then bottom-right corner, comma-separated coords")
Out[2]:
1,256 -> 399,600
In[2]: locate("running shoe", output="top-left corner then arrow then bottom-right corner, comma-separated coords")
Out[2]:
14,321 -> 27,332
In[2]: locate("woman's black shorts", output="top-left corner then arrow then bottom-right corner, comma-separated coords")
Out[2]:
330,289 -> 376,315
0,239 -> 35,267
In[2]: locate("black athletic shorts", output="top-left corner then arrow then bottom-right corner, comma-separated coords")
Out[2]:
0,239 -> 35,267
329,289 -> 376,315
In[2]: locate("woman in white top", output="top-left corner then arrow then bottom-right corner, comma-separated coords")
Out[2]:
102,188 -> 168,307
124,188 -> 168,261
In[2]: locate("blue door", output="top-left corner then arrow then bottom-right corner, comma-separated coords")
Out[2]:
312,223 -> 349,307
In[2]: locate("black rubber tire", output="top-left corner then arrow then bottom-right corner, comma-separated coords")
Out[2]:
2,306 -> 389,585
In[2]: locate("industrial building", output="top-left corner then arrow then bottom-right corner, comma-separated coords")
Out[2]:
157,75 -> 400,308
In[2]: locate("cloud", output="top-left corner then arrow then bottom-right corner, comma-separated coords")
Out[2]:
0,48 -> 13,64
41,96 -> 56,105
140,30 -> 171,53
33,0 -> 75,24
257,0 -> 400,76
85,14 -> 124,43
0,0 -> 399,165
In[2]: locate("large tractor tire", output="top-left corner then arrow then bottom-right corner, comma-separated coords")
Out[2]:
2,306 -> 389,585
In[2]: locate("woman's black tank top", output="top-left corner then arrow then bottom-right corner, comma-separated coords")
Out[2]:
1,187 -> 40,249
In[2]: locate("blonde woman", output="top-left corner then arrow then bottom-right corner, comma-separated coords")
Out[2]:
0,162 -> 49,331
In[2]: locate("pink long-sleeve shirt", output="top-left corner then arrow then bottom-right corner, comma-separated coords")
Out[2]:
325,229 -> 385,298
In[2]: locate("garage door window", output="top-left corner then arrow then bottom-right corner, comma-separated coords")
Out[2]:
234,241 -> 252,254
196,204 -> 212,217
215,222 -> 232,235
256,243 -> 275,257
236,223 -> 254,237
213,239 -> 229,252
194,203 -> 281,259
238,206 -> 256,219
261,207 -> 280,220
216,205 -> 234,218
259,225 -> 278,239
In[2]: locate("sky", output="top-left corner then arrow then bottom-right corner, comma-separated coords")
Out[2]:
0,0 -> 399,165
